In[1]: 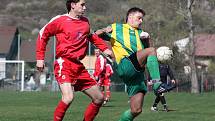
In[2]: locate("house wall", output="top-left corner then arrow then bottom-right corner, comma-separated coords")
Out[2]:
81,55 -> 96,69
0,57 -> 6,80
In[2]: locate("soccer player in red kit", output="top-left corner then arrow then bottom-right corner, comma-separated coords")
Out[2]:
93,49 -> 113,104
93,49 -> 107,83
36,0 -> 113,121
103,63 -> 113,104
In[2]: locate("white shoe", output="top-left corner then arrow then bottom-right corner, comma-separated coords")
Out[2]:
103,100 -> 107,105
151,106 -> 158,111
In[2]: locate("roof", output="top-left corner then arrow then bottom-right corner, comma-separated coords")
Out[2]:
194,34 -> 215,56
0,26 -> 17,54
175,34 -> 215,56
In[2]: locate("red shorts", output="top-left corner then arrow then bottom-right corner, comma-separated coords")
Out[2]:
54,57 -> 97,91
98,77 -> 111,86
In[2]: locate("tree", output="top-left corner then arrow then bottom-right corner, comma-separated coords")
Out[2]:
172,0 -> 199,93
187,0 -> 199,93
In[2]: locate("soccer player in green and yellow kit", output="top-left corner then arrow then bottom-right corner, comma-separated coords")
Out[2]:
95,7 -> 161,121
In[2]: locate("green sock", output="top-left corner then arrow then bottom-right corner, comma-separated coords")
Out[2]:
152,82 -> 161,90
146,55 -> 160,80
119,109 -> 133,121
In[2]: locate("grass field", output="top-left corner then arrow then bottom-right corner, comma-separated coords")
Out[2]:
0,91 -> 214,121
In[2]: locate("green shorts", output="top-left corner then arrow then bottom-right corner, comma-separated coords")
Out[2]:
152,82 -> 162,91
116,57 -> 147,97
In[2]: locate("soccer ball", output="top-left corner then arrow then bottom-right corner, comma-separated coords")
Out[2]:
156,46 -> 173,61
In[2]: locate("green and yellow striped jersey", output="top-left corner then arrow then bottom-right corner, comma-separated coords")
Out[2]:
104,23 -> 145,64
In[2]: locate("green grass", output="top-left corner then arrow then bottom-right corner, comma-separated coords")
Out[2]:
0,91 -> 214,121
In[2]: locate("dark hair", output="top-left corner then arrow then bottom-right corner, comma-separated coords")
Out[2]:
66,0 -> 80,13
126,7 -> 145,22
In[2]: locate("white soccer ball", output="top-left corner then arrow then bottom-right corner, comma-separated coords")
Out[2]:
156,46 -> 173,61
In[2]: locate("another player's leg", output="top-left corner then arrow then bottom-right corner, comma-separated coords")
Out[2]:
83,85 -> 104,121
119,92 -> 145,121
117,53 -> 147,121
100,86 -> 105,99
137,47 -> 160,81
53,58 -> 75,121
137,48 -> 162,96
103,85 -> 110,105
103,78 -> 111,104
101,85 -> 108,105
105,85 -> 111,101
54,83 -> 74,121
160,93 -> 168,111
98,77 -> 105,100
151,95 -> 160,111
119,109 -> 133,121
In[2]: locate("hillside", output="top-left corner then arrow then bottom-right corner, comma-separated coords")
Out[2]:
0,0 -> 215,47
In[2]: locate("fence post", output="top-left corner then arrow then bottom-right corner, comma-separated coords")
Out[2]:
200,71 -> 204,93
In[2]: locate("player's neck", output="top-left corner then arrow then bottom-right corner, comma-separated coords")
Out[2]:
68,11 -> 81,19
126,23 -> 137,30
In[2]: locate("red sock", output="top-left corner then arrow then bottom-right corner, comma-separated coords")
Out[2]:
106,91 -> 111,100
54,100 -> 70,121
102,91 -> 106,100
83,102 -> 102,121
102,91 -> 104,97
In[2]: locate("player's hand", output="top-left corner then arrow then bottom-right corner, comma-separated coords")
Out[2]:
103,49 -> 114,59
147,81 -> 153,86
140,31 -> 150,39
171,80 -> 176,84
36,60 -> 45,72
103,26 -> 112,33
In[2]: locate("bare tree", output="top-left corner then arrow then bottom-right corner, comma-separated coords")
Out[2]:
168,0 -> 199,93
187,0 -> 199,93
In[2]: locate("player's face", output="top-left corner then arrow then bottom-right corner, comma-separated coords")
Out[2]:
72,0 -> 86,16
95,49 -> 100,56
127,12 -> 144,29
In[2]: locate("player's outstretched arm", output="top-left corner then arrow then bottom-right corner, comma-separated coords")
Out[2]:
95,26 -> 112,35
103,49 -> 114,60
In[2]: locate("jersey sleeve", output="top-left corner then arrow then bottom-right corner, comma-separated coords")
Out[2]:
36,16 -> 60,60
106,64 -> 113,77
94,55 -> 106,77
89,33 -> 109,52
99,25 -> 112,41
167,65 -> 175,80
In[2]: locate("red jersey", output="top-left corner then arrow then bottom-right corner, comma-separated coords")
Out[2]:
105,63 -> 113,78
36,14 -> 108,60
93,55 -> 107,78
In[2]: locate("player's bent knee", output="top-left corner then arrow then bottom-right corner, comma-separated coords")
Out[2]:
92,94 -> 104,104
131,108 -> 142,116
142,47 -> 156,55
148,47 -> 156,54
62,95 -> 74,104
